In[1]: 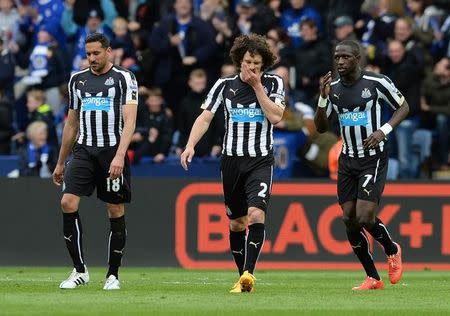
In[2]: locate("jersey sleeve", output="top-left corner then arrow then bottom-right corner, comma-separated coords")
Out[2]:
123,71 -> 138,105
269,75 -> 286,108
377,75 -> 405,110
201,78 -> 226,114
68,73 -> 81,110
326,99 -> 333,119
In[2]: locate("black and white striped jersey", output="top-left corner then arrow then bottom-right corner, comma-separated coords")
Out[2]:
201,73 -> 285,157
68,65 -> 138,147
325,71 -> 405,158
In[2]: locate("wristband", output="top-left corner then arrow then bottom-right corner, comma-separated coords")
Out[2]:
379,123 -> 393,136
317,96 -> 327,108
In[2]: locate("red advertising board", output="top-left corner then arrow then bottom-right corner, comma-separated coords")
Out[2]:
176,183 -> 450,270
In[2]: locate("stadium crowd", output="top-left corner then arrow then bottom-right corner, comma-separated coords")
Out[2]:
0,0 -> 448,179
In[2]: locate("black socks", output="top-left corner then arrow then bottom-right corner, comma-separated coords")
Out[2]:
107,215 -> 126,278
63,211 -> 85,273
346,228 -> 380,280
244,223 -> 265,274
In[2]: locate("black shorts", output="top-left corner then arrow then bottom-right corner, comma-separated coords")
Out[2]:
337,151 -> 388,204
63,143 -> 131,204
220,154 -> 274,219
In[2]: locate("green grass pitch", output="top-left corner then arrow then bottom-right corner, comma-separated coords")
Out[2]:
1,267 -> 449,315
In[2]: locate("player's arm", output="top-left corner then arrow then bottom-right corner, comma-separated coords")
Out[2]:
110,72 -> 138,180
241,63 -> 284,124
314,71 -> 332,133
180,110 -> 214,171
53,109 -> 79,186
110,104 -> 137,180
363,77 -> 410,149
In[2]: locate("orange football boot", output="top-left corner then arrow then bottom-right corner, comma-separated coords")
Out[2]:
388,242 -> 403,284
352,277 -> 384,290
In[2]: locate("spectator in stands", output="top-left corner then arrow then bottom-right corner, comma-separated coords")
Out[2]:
176,69 -> 223,157
405,0 -> 439,48
14,27 -> 67,114
130,0 -> 161,34
293,17 -> 331,104
0,37 -> 15,103
332,16 -> 358,45
200,0 -> 234,65
360,0 -> 405,64
421,57 -> 450,170
18,121 -> 57,177
393,16 -> 428,74
130,30 -> 155,86
0,89 -> 13,154
0,0 -> 19,46
266,27 -> 293,68
110,17 -> 136,68
133,87 -> 173,164
231,0 -> 277,37
62,0 -> 117,30
280,0 -> 322,48
62,6 -> 113,72
16,89 -> 58,148
383,40 -> 424,178
17,0 -> 66,48
149,0 -> 216,114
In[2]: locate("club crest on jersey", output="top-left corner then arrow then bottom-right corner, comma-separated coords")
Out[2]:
104,77 -> 115,86
361,88 -> 372,98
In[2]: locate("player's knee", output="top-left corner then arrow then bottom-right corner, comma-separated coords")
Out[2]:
230,218 -> 246,231
356,214 -> 375,229
248,207 -> 265,225
61,196 -> 78,212
342,215 -> 359,231
107,203 -> 124,218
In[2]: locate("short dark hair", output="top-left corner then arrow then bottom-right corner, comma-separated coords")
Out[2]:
230,33 -> 276,71
85,32 -> 110,48
336,40 -> 361,57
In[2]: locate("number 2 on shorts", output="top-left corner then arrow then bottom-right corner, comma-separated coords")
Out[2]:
258,182 -> 268,198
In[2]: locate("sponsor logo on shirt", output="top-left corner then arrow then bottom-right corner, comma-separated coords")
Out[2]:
230,107 -> 265,123
81,97 -> 112,111
339,111 -> 368,127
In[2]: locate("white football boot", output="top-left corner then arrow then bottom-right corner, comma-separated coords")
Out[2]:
103,275 -> 120,290
59,266 -> 89,289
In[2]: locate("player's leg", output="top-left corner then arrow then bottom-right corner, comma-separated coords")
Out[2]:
103,203 -> 126,290
59,145 -> 95,289
95,147 -> 132,290
338,154 -> 382,290
356,153 -> 403,284
229,216 -> 247,277
60,194 -> 85,273
238,157 -> 273,292
342,201 -> 382,286
228,216 -> 247,293
221,156 -> 248,289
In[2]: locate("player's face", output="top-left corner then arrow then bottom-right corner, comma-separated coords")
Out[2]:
241,51 -> 263,76
334,45 -> 359,77
86,42 -> 111,72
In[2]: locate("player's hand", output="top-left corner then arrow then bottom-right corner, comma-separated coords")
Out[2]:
241,62 -> 260,88
109,155 -> 124,180
52,163 -> 65,186
319,71 -> 332,98
210,145 -> 221,157
180,146 -> 195,171
363,130 -> 385,150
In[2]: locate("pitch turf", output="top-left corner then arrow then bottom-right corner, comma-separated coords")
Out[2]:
1,268 -> 449,315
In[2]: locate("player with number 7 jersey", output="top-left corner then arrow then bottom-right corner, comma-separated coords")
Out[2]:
52,33 -> 138,291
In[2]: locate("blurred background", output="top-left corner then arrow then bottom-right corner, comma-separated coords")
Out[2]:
0,0 -> 448,180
